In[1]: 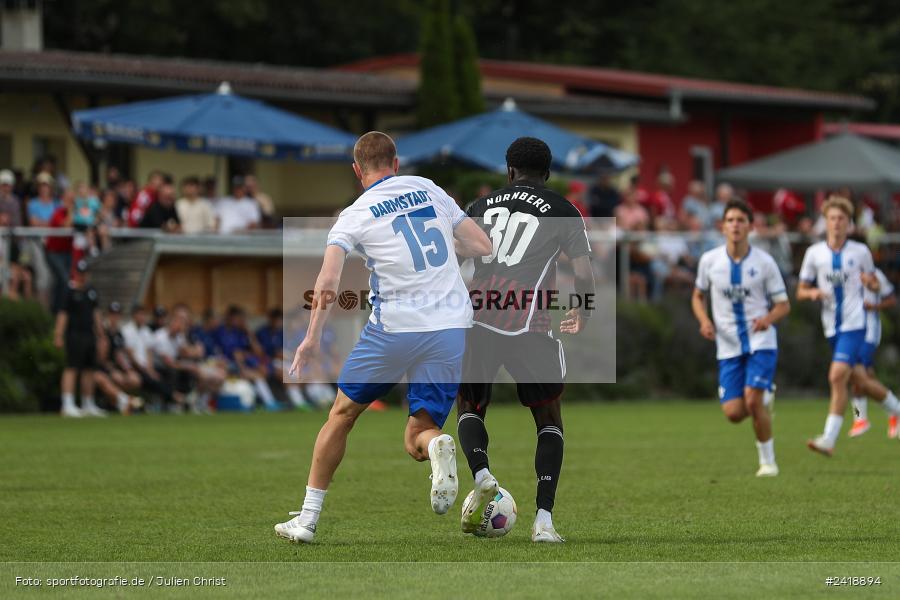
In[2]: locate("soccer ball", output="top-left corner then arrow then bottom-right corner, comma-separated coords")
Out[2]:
464,486 -> 517,538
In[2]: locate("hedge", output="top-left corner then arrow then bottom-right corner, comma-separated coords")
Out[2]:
0,299 -> 64,412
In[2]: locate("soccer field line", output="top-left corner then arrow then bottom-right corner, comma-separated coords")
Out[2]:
5,561 -> 900,565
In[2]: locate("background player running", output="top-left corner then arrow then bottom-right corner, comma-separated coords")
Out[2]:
275,132 -> 491,543
797,195 -> 900,456
691,199 -> 789,477
456,137 -> 595,543
848,266 -> 897,438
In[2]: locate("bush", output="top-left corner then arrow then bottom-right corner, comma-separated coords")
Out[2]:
0,299 -> 62,413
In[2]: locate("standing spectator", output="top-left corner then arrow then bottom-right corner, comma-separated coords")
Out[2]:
127,171 -> 164,227
245,174 -> 274,227
176,176 -> 217,234
772,188 -> 806,229
615,189 -> 653,302
73,182 -> 102,256
53,259 -> 105,417
0,169 -> 28,299
45,190 -> 75,313
140,181 -> 181,232
565,181 -> 591,219
680,180 -> 713,229
202,176 -> 218,203
709,183 -> 735,224
27,173 -> 59,226
96,188 -> 121,251
115,178 -> 135,220
614,186 -> 650,231
587,174 -> 622,218
651,217 -> 695,299
648,169 -> 676,220
216,177 -> 261,234
38,155 -> 69,193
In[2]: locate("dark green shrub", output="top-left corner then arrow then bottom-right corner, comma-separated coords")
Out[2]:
0,299 -> 61,412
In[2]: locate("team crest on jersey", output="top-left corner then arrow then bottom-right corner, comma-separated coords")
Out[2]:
748,267 -> 758,278
826,271 -> 849,287
722,285 -> 751,301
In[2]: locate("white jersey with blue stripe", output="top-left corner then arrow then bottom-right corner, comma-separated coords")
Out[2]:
327,175 -> 472,333
865,268 -> 895,345
695,245 -> 788,360
799,240 -> 874,338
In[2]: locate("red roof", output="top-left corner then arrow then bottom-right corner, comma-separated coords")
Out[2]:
823,122 -> 900,140
340,54 -> 873,111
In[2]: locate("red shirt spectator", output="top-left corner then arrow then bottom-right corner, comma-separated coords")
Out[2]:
566,181 -> 591,219
127,171 -> 164,227
45,204 -> 73,254
772,189 -> 805,228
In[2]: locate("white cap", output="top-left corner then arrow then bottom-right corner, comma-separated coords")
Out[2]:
0,169 -> 13,185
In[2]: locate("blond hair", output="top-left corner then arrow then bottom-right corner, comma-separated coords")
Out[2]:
822,195 -> 854,219
353,131 -> 396,174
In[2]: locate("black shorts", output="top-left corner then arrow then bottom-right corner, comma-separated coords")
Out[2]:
65,333 -> 97,370
459,325 -> 565,411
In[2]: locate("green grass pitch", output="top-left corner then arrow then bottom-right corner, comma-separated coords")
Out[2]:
2,400 -> 899,598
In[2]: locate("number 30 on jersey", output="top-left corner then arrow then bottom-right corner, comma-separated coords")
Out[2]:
483,207 -> 539,267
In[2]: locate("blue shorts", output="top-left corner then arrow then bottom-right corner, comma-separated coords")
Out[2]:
717,350 -> 777,403
337,323 -> 466,428
827,329 -> 866,365
858,342 -> 877,368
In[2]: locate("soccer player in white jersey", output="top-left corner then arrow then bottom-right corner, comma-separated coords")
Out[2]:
798,196 -> 900,456
274,132 -> 492,543
848,266 -> 897,438
692,199 -> 790,477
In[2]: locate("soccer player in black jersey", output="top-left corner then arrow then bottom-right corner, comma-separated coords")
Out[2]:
457,137 -> 595,542
53,259 -> 106,417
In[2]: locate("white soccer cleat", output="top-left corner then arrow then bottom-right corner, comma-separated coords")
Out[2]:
461,474 -> 499,534
755,463 -> 779,477
82,404 -> 109,417
274,512 -> 316,543
429,434 -> 458,515
806,436 -> 834,457
532,521 -> 565,543
60,405 -> 84,418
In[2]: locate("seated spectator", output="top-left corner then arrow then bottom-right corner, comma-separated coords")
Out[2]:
140,181 -> 181,232
97,188 -> 121,251
772,188 -> 805,229
256,308 -> 312,409
172,303 -> 225,412
217,177 -> 261,234
176,176 -> 217,234
587,174 -> 622,218
615,187 -> 650,231
122,304 -> 183,410
191,308 -> 222,358
648,169 -> 676,220
27,172 -> 59,226
94,301 -> 144,414
285,308 -> 339,407
128,171 -> 165,227
215,305 -> 279,408
679,180 -> 713,230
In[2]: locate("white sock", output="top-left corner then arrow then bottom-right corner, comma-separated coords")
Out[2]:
62,393 -> 76,410
254,379 -> 277,405
427,435 -> 440,459
851,397 -> 868,420
286,385 -> 307,407
881,391 -> 900,415
474,468 -> 492,487
823,414 -> 844,446
116,392 -> 130,412
756,439 -> 775,466
535,508 -> 553,526
299,486 -> 327,527
763,389 -> 774,407
83,396 -> 98,410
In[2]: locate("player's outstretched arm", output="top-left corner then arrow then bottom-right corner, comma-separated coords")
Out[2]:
691,288 -> 715,340
290,245 -> 346,376
453,217 -> 492,257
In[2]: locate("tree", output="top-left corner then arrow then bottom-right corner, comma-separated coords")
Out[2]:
453,14 -> 485,117
417,0 -> 460,127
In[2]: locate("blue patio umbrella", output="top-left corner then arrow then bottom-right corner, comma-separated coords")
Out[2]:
396,99 -> 637,173
71,82 -> 356,161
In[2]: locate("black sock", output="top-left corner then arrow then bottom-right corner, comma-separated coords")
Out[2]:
457,412 -> 490,478
535,425 -> 564,512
